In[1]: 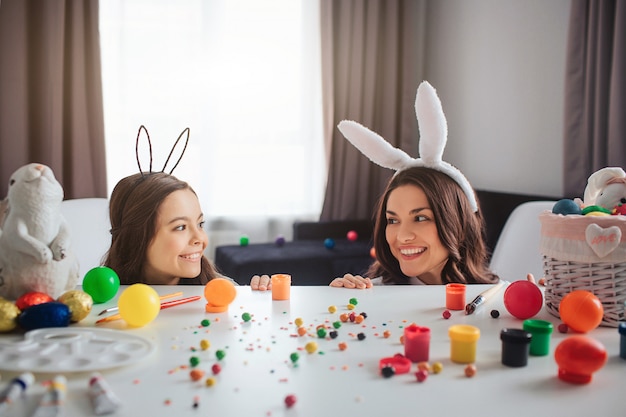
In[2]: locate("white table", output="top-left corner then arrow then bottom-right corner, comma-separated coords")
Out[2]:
1,285 -> 623,417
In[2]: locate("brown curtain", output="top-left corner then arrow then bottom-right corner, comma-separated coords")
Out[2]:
319,0 -> 426,220
0,0 -> 106,199
563,0 -> 626,197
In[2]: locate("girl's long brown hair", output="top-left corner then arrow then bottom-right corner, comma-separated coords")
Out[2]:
367,167 -> 498,285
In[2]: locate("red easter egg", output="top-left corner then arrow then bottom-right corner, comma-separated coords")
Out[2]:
15,292 -> 54,310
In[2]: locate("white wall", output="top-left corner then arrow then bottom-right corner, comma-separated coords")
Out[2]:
424,0 -> 570,197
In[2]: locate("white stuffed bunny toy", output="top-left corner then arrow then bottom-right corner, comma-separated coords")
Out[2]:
0,163 -> 80,299
583,167 -> 626,214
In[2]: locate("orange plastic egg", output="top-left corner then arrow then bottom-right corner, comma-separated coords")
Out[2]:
559,290 -> 603,333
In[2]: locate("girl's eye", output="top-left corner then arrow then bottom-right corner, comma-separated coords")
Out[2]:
199,221 -> 206,229
386,218 -> 398,225
415,215 -> 429,222
175,225 -> 186,231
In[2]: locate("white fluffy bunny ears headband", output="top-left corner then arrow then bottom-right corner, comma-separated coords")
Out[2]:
337,81 -> 478,212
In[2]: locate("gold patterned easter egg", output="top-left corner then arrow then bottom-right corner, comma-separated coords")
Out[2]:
58,290 -> 93,322
0,298 -> 20,332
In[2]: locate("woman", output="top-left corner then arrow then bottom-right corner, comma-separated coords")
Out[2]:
330,167 -> 498,288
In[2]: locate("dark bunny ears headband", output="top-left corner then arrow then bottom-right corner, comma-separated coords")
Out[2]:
135,125 -> 190,176
337,81 -> 478,212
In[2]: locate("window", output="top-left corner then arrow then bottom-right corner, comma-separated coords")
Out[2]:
99,0 -> 324,229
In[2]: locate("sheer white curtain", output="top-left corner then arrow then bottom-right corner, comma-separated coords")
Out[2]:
99,0 -> 324,259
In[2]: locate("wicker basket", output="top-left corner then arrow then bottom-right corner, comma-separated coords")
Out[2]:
540,211 -> 626,327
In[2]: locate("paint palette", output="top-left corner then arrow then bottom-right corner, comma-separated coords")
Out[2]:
0,327 -> 155,373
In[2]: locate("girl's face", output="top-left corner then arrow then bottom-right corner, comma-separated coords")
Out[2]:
144,189 -> 208,285
385,184 -> 449,284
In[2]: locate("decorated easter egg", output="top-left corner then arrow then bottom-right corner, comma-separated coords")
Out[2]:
15,292 -> 54,310
17,302 -> 71,331
82,266 -> 120,303
58,290 -> 94,322
0,298 -> 20,332
552,199 -> 581,215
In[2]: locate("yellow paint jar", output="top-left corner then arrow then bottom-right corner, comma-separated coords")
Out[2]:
448,324 -> 480,364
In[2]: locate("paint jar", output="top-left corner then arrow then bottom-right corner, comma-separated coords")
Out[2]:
445,283 -> 466,310
271,274 -> 291,300
403,323 -> 431,363
448,324 -> 480,364
617,323 -> 626,359
500,328 -> 532,367
523,319 -> 554,356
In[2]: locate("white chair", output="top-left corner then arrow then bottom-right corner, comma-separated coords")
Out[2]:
60,198 -> 111,278
489,200 -> 557,281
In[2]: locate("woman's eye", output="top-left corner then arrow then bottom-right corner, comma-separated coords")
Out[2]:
415,215 -> 429,222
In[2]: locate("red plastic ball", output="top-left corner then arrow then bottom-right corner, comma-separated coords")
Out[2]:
284,394 -> 297,408
347,230 -> 358,241
503,281 -> 543,319
15,292 -> 54,310
558,290 -> 603,333
554,335 -> 607,384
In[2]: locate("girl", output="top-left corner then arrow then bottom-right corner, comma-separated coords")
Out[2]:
104,172 -> 224,285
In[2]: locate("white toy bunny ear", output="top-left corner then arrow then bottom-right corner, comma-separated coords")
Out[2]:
583,167 -> 626,206
337,80 -> 478,212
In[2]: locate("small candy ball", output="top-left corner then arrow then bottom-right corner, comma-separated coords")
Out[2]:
346,230 -> 358,241
432,362 -> 443,374
275,235 -> 286,247
357,332 -> 366,341
205,377 -> 216,387
349,297 -> 358,306
305,341 -> 318,354
329,330 -> 338,339
15,292 -> 54,310
316,327 -> 327,338
0,299 -> 20,332
559,290 -> 603,333
328,305 -> 337,314
118,284 -> 160,327
297,327 -> 307,336
290,352 -> 299,363
216,349 -> 226,360
82,266 -> 120,304
239,235 -> 249,246
442,309 -> 451,319
201,319 -> 211,327
558,323 -> 569,333
415,369 -> 428,382
241,312 -> 252,322
464,364 -> 477,378
338,342 -> 348,351
294,317 -> 304,327
57,290 -> 93,322
190,369 -> 205,381
189,356 -> 200,367
554,335 -> 607,384
552,199 -> 582,215
211,363 -> 222,375
503,280 -> 543,319
284,394 -> 297,408
200,339 -> 211,350
324,238 -> 335,249
490,309 -> 500,319
381,365 -> 395,378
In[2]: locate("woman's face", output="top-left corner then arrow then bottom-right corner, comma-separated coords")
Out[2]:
384,184 -> 449,284
144,189 -> 208,285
